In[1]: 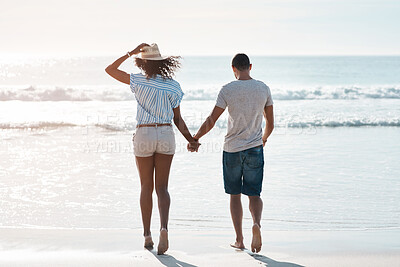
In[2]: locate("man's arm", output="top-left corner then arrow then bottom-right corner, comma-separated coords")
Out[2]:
105,43 -> 149,84
262,105 -> 274,146
194,106 -> 225,140
173,106 -> 200,151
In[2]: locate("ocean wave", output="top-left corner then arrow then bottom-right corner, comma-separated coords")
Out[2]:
0,122 -> 79,130
2,118 -> 399,131
0,85 -> 134,101
184,85 -> 400,100
272,86 -> 400,100
284,120 -> 400,128
1,85 -> 400,101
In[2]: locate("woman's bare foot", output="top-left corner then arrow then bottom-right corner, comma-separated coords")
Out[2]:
251,223 -> 262,253
144,235 -> 154,249
230,240 -> 245,249
157,228 -> 169,255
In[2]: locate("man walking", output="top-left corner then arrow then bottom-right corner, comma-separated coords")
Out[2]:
192,53 -> 274,252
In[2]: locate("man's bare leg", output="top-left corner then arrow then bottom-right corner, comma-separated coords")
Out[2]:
230,194 -> 245,249
249,195 -> 263,253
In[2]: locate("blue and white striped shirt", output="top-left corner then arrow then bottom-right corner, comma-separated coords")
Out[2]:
130,73 -> 184,125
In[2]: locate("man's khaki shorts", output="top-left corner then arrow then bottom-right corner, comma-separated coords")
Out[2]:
132,125 -> 175,157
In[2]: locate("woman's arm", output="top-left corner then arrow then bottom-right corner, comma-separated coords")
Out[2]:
105,43 -> 149,84
173,106 -> 200,151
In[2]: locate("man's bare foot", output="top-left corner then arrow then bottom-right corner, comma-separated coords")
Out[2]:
157,228 -> 169,255
230,240 -> 245,249
251,223 -> 262,253
144,235 -> 154,249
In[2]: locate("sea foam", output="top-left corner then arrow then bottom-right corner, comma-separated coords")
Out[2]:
1,117 -> 399,131
1,85 -> 400,101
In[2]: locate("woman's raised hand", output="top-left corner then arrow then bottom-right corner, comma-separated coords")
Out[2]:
130,43 -> 150,55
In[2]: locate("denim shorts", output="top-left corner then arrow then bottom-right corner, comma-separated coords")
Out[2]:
222,145 -> 264,196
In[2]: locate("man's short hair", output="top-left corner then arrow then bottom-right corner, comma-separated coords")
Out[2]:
232,53 -> 250,71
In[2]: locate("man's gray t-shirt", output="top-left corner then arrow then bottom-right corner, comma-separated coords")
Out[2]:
216,79 -> 273,153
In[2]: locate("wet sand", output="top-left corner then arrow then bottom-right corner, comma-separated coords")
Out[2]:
0,228 -> 399,267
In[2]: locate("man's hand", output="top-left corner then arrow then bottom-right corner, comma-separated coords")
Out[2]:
262,137 -> 267,147
187,140 -> 201,152
130,43 -> 150,55
262,105 -> 274,147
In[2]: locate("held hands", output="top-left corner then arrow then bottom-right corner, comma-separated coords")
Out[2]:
187,139 -> 201,152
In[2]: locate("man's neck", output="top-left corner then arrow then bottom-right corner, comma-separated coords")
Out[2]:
235,70 -> 252,80
237,74 -> 252,80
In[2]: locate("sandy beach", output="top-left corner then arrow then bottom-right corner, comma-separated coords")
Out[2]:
1,228 -> 399,267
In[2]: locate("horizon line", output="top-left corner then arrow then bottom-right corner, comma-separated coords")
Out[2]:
1,53 -> 400,59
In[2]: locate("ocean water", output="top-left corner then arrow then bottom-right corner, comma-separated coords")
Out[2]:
0,56 -> 399,232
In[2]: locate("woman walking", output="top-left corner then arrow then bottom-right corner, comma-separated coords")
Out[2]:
105,43 -> 199,254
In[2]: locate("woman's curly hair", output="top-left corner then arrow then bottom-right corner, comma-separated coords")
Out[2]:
135,56 -> 181,79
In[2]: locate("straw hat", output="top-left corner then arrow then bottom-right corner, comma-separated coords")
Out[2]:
136,43 -> 168,60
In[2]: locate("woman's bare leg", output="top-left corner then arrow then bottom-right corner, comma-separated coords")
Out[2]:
154,153 -> 173,254
136,155 -> 155,248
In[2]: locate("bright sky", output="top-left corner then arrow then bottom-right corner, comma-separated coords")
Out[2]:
1,0 -> 399,56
